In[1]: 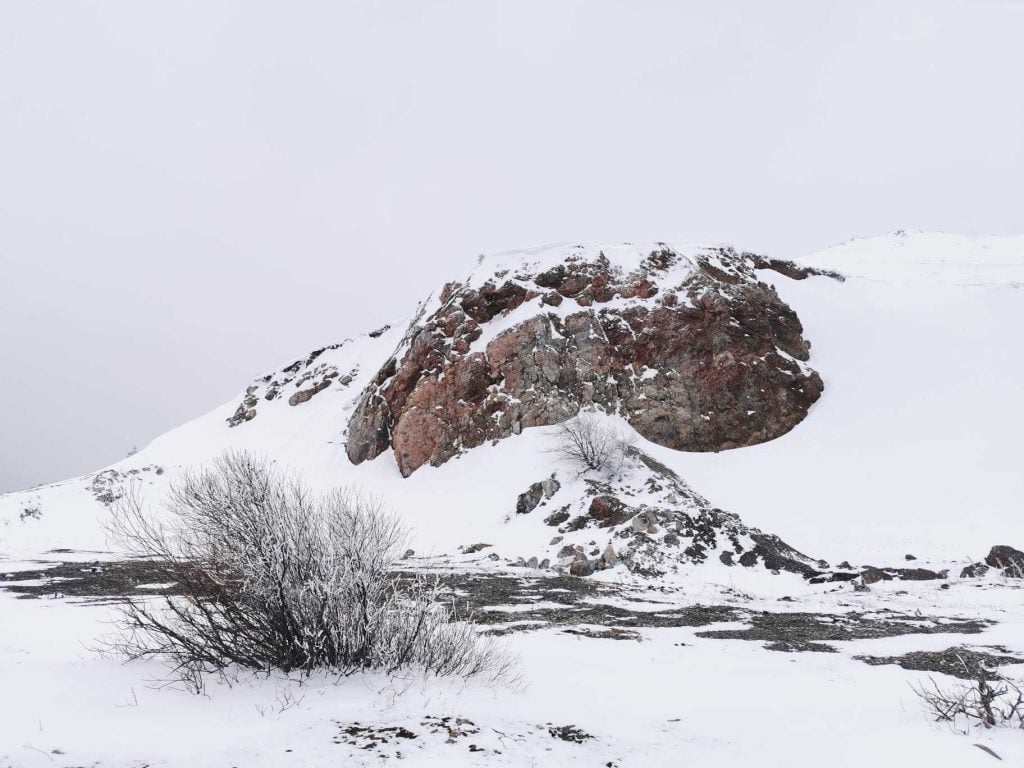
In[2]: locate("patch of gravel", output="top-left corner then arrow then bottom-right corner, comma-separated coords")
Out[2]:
696,610 -> 991,648
855,646 -> 1024,680
0,559 -> 178,599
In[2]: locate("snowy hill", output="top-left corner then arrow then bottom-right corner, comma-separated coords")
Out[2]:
1,233 -> 1022,574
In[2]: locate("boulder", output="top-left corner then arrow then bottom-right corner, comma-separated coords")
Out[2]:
601,544 -> 617,567
569,558 -> 596,577
985,545 -> 1024,576
588,495 -> 629,527
516,483 -> 545,515
960,562 -> 990,579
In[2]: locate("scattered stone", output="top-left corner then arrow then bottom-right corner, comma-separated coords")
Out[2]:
550,536 -> 563,546
461,543 -> 491,554
526,556 -> 539,569
547,725 -> 593,744
960,562 -> 990,579
905,554 -> 917,561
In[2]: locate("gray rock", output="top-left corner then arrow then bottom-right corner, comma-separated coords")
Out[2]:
527,556 -> 539,569
569,558 -> 596,577
601,544 -> 617,567
985,545 -> 1024,576
960,562 -> 990,578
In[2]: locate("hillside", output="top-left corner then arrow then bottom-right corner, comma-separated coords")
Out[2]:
2,233 -> 1020,572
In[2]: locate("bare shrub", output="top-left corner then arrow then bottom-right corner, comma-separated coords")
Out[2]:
106,451 -> 515,692
546,413 -> 633,476
913,659 -> 1024,733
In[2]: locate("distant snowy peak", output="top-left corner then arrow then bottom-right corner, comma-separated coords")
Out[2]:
800,230 -> 1024,285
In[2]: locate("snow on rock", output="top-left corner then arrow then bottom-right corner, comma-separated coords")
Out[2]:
346,242 -> 832,476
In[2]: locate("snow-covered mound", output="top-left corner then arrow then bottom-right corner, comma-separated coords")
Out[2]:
1,233 -> 1022,578
802,230 -> 1024,285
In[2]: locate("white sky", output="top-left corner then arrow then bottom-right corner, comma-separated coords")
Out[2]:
1,0 -> 1022,492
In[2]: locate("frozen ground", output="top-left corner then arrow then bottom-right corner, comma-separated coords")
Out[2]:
1,556 -> 1024,767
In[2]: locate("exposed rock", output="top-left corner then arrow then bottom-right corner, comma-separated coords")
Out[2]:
228,343 -> 359,427
402,549 -> 415,559
288,378 -> 331,406
960,562 -> 990,578
904,554 -> 917,561
527,556 -> 539,569
516,483 -> 545,515
461,543 -> 491,554
588,495 -> 629,527
601,545 -> 617,567
346,244 -> 827,475
516,476 -> 560,515
544,508 -> 570,527
985,545 -> 1024,576
569,558 -> 596,577
861,567 -> 947,585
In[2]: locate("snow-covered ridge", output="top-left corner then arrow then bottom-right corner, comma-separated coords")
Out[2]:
800,230 -> 1024,285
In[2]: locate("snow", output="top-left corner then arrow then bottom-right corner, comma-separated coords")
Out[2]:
2,232 -> 1024,766
2,575 -> 1022,767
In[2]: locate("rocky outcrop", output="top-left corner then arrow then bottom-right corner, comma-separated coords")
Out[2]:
346,244 -> 830,476
522,445 -> 826,580
228,342 -> 358,427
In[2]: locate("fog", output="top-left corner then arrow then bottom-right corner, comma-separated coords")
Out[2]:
2,0 -> 1022,491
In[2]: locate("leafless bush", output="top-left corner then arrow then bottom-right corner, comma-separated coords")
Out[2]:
913,660 -> 1024,732
106,451 -> 516,692
546,413 -> 633,476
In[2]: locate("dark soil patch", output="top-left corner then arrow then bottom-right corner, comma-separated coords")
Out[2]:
855,646 -> 1024,680
0,558 -> 180,599
696,610 -> 991,646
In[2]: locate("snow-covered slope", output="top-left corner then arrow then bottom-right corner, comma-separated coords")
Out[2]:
669,231 -> 1024,563
1,233 -> 1021,573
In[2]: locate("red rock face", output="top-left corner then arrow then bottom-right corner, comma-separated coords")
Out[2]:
346,245 -> 833,476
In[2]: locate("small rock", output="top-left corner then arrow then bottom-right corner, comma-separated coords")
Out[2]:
402,549 -> 415,559
838,560 -> 853,570
487,552 -> 500,561
960,562 -> 989,578
905,554 -> 917,561
539,558 -> 550,569
527,556 -> 539,569
550,536 -> 563,545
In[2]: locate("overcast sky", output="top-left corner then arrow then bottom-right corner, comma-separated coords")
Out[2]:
1,0 -> 1022,492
